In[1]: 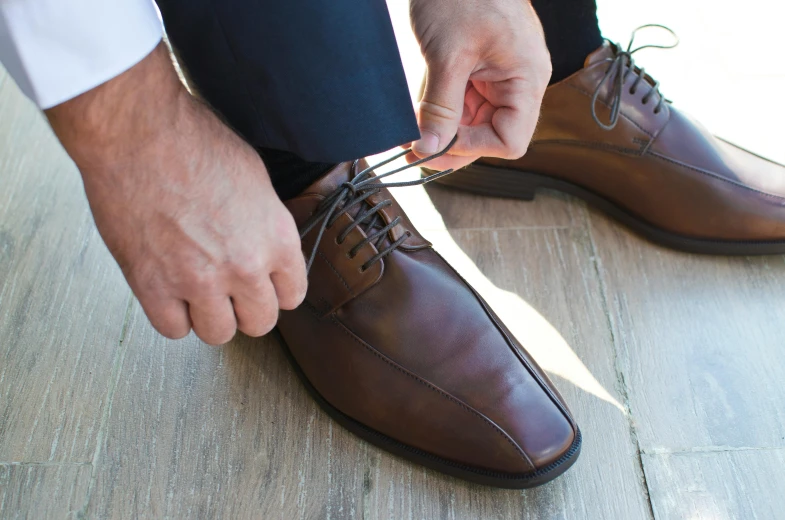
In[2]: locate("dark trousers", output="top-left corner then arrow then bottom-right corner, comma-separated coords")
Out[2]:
157,0 -> 601,196
157,0 -> 418,164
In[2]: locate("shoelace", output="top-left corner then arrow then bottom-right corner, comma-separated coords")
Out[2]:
299,135 -> 458,274
591,24 -> 680,130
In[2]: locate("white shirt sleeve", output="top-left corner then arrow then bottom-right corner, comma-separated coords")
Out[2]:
0,0 -> 163,109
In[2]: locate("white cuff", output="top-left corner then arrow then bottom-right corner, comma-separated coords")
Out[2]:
0,0 -> 163,108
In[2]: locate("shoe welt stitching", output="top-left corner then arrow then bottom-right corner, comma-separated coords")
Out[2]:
647,151 -> 785,202
330,316 -> 536,472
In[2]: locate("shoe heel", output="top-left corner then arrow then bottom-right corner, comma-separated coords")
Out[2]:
422,163 -> 539,201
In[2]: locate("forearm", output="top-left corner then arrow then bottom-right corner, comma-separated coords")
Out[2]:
45,43 -> 187,168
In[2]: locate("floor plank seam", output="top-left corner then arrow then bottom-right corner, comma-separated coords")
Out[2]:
642,445 -> 785,456
77,292 -> 135,519
0,462 -> 92,467
433,225 -> 574,232
584,209 -> 657,520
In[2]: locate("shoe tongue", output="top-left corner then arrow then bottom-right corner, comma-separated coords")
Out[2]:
584,41 -> 615,67
299,160 -> 372,198
297,158 -> 388,241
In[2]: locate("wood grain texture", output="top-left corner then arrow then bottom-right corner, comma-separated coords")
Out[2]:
0,79 -> 131,463
589,210 -> 785,451
642,449 -> 785,520
432,227 -> 652,520
0,463 -> 91,519
420,184 -> 580,230
86,226 -> 651,519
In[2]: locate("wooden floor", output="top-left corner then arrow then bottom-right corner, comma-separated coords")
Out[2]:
2,2 -> 784,518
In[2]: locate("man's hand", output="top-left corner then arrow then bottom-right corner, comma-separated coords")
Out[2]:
409,0 -> 551,170
46,43 -> 307,345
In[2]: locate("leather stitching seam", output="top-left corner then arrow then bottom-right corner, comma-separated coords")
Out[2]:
331,316 -> 536,471
431,251 -> 576,429
563,82 -> 657,137
533,139 -> 645,156
647,151 -> 785,203
317,250 -> 351,291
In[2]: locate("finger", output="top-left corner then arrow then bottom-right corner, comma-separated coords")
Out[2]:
413,55 -> 474,157
270,245 -> 308,310
456,79 -> 544,159
188,296 -> 238,346
137,294 -> 192,340
232,278 -> 279,337
407,151 -> 481,172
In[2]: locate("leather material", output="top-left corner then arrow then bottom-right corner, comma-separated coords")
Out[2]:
279,162 -> 577,474
478,42 -> 785,242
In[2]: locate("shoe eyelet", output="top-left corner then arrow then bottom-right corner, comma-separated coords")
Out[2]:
629,88 -> 636,95
359,266 -> 368,273
335,236 -> 344,245
641,98 -> 649,105
346,251 -> 355,260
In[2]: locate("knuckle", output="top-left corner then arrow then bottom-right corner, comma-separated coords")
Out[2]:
423,42 -> 464,70
245,276 -> 271,297
258,312 -> 279,336
279,285 -> 307,311
273,209 -> 300,240
507,143 -> 529,159
155,321 -> 191,340
419,99 -> 461,123
233,256 -> 268,282
241,308 -> 278,337
538,64 -> 553,88
140,301 -> 191,340
278,235 -> 304,262
197,326 -> 236,347
187,270 -> 220,294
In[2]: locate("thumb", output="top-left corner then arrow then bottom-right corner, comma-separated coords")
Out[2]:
413,59 -> 471,157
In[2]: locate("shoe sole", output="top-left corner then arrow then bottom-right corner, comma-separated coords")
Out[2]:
272,328 -> 582,489
423,164 -> 785,256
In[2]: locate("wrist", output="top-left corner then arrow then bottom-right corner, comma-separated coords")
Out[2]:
45,42 -> 188,169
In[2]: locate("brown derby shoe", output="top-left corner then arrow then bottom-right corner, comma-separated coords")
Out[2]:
427,30 -> 785,255
275,150 -> 581,488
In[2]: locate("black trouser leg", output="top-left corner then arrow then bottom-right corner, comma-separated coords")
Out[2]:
156,0 -> 419,199
531,0 -> 603,84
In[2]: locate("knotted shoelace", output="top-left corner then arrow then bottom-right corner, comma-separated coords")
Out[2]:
591,24 -> 680,130
299,136 -> 458,274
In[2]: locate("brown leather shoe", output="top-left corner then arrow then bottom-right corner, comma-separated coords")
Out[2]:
427,34 -> 785,255
275,152 -> 581,488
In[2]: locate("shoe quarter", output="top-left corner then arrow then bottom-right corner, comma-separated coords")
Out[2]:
534,64 -> 670,155
286,194 -> 384,317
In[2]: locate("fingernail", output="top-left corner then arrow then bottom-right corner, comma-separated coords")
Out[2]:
413,131 -> 440,155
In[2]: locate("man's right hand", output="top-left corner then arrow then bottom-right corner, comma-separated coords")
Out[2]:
46,43 -> 307,346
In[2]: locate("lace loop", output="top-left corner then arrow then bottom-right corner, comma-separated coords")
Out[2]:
300,135 -> 458,274
591,24 -> 679,130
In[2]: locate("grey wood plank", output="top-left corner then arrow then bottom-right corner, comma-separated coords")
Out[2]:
589,210 -> 785,452
419,183 -> 580,231
642,448 -> 785,520
87,226 -> 651,519
0,463 -> 91,519
431,228 -> 652,520
0,79 -> 131,462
